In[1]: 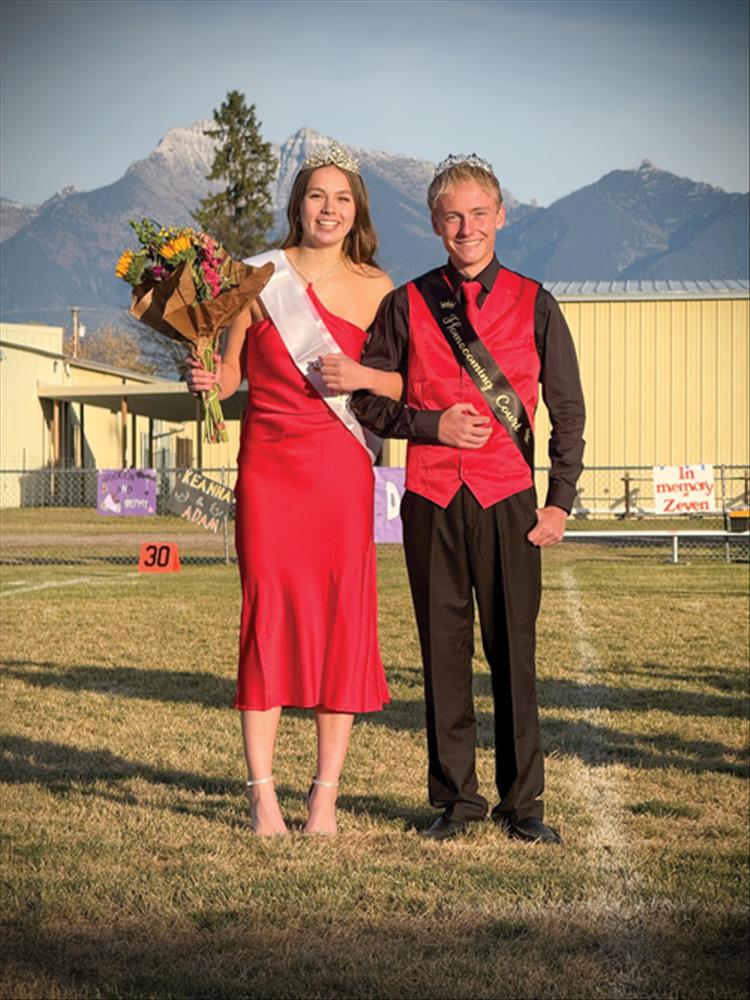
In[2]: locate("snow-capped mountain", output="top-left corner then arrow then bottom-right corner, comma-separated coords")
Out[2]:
1,125 -> 747,339
125,122 -> 218,213
0,197 -> 40,242
272,126 -> 435,209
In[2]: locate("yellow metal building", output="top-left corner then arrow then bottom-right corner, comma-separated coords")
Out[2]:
0,322 -> 248,507
1,323 -> 155,471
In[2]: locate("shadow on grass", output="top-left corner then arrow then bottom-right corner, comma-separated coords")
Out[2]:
5,659 -> 747,780
2,658 -> 428,707
12,654 -> 746,725
0,734 -> 430,830
0,732 -> 239,814
615,662 -> 750,695
540,716 -> 749,777
365,698 -> 749,777
2,909 -> 748,999
532,674 -> 749,720
335,792 -> 433,830
1,658 -> 234,709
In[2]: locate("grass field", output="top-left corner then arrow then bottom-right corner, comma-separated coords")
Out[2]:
1,544 -> 748,999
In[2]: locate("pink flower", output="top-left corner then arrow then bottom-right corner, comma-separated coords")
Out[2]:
201,259 -> 222,297
199,233 -> 219,254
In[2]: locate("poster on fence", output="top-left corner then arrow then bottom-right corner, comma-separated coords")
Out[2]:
374,468 -> 405,543
652,464 -> 717,514
97,469 -> 156,516
166,469 -> 233,533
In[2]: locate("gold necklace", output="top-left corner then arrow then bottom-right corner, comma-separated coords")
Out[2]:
287,253 -> 344,287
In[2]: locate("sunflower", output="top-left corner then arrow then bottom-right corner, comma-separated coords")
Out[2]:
160,234 -> 193,260
115,249 -> 134,278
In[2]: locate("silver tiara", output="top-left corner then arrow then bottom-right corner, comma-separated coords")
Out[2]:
434,153 -> 495,178
302,143 -> 360,174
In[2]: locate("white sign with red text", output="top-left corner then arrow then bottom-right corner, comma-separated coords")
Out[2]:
652,464 -> 717,514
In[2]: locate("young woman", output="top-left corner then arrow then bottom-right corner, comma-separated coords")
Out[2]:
187,145 -> 399,836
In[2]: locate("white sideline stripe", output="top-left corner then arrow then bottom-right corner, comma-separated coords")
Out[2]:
0,573 -> 139,597
561,566 -> 628,853
560,567 -> 645,985
561,566 -> 601,670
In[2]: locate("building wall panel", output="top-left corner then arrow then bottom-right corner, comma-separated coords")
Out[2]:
0,332 -> 63,469
731,301 -> 749,464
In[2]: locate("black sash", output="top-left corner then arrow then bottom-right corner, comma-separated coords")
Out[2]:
413,270 -> 534,470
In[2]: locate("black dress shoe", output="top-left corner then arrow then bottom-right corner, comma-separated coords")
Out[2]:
420,814 -> 468,841
495,814 -> 561,844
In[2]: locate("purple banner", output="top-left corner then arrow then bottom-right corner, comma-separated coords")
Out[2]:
97,469 -> 157,516
374,467 -> 405,543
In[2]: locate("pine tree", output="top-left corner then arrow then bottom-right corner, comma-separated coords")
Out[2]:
193,91 -> 277,259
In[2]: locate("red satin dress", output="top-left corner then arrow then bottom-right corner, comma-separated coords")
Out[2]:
233,287 -> 389,713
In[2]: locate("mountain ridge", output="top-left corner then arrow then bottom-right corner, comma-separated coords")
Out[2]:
1,124 -> 747,338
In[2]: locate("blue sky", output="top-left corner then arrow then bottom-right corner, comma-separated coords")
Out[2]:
1,0 -> 748,206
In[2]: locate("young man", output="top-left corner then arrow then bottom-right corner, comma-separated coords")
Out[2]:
352,154 -> 585,843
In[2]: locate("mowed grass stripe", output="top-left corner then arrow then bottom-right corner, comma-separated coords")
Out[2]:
1,548 -> 748,999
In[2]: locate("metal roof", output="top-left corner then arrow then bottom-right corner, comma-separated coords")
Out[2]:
548,279 -> 750,301
37,381 -> 248,423
0,337 -> 161,382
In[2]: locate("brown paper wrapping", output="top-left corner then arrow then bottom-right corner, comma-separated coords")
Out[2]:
129,258 -> 274,353
127,255 -> 274,444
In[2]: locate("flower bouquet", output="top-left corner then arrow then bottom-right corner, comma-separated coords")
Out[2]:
116,219 -> 273,443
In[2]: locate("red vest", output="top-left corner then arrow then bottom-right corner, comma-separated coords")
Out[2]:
405,266 -> 540,509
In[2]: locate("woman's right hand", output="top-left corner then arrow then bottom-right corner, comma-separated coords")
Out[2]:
186,353 -> 222,396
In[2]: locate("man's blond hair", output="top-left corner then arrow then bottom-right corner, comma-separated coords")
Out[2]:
427,164 -> 503,212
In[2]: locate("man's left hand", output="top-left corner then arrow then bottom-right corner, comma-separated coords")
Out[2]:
527,506 -> 568,547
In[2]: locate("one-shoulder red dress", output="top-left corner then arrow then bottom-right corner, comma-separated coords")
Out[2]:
233,288 -> 389,713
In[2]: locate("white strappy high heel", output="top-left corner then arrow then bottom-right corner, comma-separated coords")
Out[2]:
304,777 -> 339,836
244,776 -> 287,836
245,776 -> 274,789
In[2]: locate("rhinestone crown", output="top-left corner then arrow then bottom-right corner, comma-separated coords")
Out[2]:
302,143 -> 360,174
434,153 -> 495,178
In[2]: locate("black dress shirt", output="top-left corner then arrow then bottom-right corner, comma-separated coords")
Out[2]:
351,256 -> 586,512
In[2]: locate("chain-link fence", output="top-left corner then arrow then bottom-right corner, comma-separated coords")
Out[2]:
559,465 -> 750,517
561,529 -> 748,564
0,466 -> 748,568
0,467 -> 233,568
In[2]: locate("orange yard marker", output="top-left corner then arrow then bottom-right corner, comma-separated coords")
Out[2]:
138,542 -> 181,573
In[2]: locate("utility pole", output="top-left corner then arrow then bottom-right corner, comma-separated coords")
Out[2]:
70,306 -> 80,358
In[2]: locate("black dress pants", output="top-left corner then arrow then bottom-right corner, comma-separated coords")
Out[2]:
401,485 -> 544,822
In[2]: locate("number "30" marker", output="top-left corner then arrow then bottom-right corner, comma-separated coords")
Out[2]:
138,542 -> 181,573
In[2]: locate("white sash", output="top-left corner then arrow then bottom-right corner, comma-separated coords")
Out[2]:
244,249 -> 380,463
